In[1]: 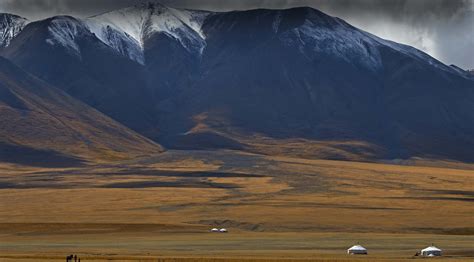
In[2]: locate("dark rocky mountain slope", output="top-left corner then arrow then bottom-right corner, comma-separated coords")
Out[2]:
1,4 -> 473,162
0,57 -> 162,166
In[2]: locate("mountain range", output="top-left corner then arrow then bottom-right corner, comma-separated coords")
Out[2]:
0,2 -> 473,165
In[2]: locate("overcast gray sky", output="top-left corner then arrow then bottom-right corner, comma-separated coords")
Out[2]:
0,0 -> 472,69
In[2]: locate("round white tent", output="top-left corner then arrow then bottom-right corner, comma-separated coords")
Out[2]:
421,246 -> 442,256
219,228 -> 228,233
210,228 -> 219,232
347,245 -> 367,255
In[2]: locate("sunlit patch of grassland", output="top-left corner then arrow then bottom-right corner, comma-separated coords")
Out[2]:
148,158 -> 223,172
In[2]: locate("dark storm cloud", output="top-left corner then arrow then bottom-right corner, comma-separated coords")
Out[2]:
0,0 -> 470,21
0,0 -> 140,19
0,0 -> 472,68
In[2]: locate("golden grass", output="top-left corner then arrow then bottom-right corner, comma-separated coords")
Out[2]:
147,158 -> 223,172
2,258 -> 474,262
0,150 -> 473,260
1,230 -> 473,261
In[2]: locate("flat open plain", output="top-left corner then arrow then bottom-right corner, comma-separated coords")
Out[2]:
1,150 -> 473,261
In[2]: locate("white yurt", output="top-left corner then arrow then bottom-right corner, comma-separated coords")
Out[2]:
421,245 -> 442,257
219,228 -> 228,233
347,245 -> 367,255
210,228 -> 219,232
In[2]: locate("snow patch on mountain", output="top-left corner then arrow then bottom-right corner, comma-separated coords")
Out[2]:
279,10 -> 465,77
284,16 -> 383,72
85,20 -> 144,64
0,14 -> 28,48
166,7 -> 209,39
88,5 -> 148,47
88,2 -> 210,55
45,16 -> 89,57
146,6 -> 207,54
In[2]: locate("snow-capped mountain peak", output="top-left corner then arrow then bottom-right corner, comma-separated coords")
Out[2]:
85,19 -> 144,64
1,4 -> 468,79
44,15 -> 145,64
1,3 -> 211,65
44,16 -> 91,57
88,4 -> 151,47
278,8 -> 466,77
288,15 -> 383,72
87,2 -> 210,54
0,13 -> 28,48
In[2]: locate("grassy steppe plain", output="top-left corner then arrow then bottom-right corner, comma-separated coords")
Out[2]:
1,150 -> 473,261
